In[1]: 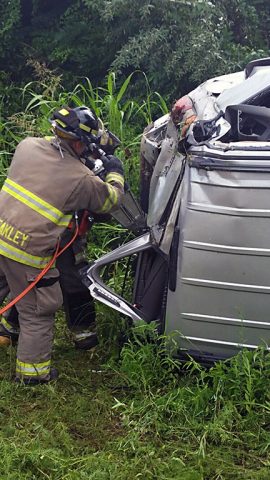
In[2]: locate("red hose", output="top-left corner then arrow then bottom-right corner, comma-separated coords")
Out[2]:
0,224 -> 79,315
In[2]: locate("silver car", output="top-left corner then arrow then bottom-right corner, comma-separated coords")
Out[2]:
87,57 -> 270,362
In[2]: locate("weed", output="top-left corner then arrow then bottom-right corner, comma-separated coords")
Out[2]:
110,322 -> 180,391
1,316 -> 270,478
104,326 -> 270,478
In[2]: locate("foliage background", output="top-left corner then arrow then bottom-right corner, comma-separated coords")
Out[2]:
1,0 -> 270,170
1,0 -> 270,112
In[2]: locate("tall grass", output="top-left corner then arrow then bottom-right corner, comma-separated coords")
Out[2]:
108,323 -> 270,479
1,70 -> 168,193
1,320 -> 270,479
21,70 -> 168,145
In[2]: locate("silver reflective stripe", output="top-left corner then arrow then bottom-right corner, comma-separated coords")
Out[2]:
0,239 -> 51,268
5,181 -> 60,221
16,359 -> 51,376
74,331 -> 96,341
3,179 -> 72,227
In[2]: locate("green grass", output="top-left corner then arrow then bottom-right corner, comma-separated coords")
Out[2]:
0,320 -> 270,480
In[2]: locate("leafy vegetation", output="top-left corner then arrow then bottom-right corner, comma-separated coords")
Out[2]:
1,0 -> 270,106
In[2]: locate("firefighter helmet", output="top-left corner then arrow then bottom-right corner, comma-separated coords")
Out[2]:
50,106 -> 100,143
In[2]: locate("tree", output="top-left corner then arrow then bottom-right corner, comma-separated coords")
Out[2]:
0,0 -> 270,107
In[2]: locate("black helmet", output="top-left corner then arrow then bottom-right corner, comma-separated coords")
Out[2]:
50,106 -> 99,143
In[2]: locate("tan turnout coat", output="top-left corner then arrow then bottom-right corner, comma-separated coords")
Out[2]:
0,137 -> 124,268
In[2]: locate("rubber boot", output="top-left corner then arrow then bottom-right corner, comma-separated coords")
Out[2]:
73,329 -> 98,350
15,368 -> 59,386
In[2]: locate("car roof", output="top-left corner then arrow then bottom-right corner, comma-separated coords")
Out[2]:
217,65 -> 270,110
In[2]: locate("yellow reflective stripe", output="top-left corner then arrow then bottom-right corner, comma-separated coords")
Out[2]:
16,359 -> 51,376
98,184 -> 118,213
5,178 -> 63,218
59,109 -> 69,116
106,173 -> 124,187
3,179 -> 72,227
1,317 -> 19,334
55,119 -> 66,128
54,215 -> 72,227
79,124 -> 98,135
17,359 -> 50,370
79,123 -> 90,132
2,183 -> 57,224
0,239 -> 52,269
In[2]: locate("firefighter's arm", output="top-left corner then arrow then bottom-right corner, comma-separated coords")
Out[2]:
98,155 -> 125,213
81,156 -> 124,214
101,155 -> 124,190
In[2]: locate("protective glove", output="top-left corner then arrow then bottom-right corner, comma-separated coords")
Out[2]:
101,155 -> 124,176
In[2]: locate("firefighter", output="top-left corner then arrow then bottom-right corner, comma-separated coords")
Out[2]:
0,213 -> 98,350
0,105 -> 124,384
0,125 -> 121,351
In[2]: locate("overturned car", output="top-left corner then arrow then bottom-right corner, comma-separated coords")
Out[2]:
87,57 -> 270,362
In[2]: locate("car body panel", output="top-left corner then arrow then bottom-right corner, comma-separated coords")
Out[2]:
87,57 -> 270,361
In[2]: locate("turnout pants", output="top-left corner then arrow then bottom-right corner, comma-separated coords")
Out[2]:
0,255 -> 62,381
0,251 -> 96,335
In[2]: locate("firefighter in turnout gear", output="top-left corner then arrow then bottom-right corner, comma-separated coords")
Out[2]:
0,118 -> 121,352
0,106 -> 124,384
